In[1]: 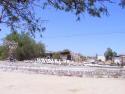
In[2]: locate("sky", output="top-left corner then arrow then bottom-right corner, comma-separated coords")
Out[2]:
0,2 -> 125,56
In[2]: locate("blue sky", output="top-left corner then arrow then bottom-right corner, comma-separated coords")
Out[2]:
0,3 -> 125,56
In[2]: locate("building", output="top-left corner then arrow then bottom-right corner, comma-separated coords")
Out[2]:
113,55 -> 125,65
59,50 -> 72,60
86,56 -> 96,63
45,50 -> 85,62
114,56 -> 121,65
97,55 -> 105,62
120,55 -> 125,65
44,51 -> 53,59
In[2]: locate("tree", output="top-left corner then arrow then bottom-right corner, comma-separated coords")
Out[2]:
0,32 -> 45,61
0,0 -> 125,35
0,45 -> 8,60
104,48 -> 117,61
0,0 -> 44,37
52,52 -> 61,59
63,49 -> 70,53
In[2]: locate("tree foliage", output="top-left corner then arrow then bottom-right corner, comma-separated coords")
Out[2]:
0,0 -> 44,36
0,32 -> 45,61
104,48 -> 117,61
0,45 -> 8,60
0,0 -> 125,35
52,52 -> 61,59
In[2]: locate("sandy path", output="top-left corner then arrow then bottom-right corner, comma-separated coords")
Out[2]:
0,72 -> 125,94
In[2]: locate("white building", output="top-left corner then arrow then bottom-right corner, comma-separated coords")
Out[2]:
97,56 -> 105,62
114,56 -> 121,65
114,55 -> 125,65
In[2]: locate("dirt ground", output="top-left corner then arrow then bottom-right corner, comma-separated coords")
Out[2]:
0,72 -> 124,94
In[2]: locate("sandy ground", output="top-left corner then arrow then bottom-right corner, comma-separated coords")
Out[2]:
0,72 -> 125,94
